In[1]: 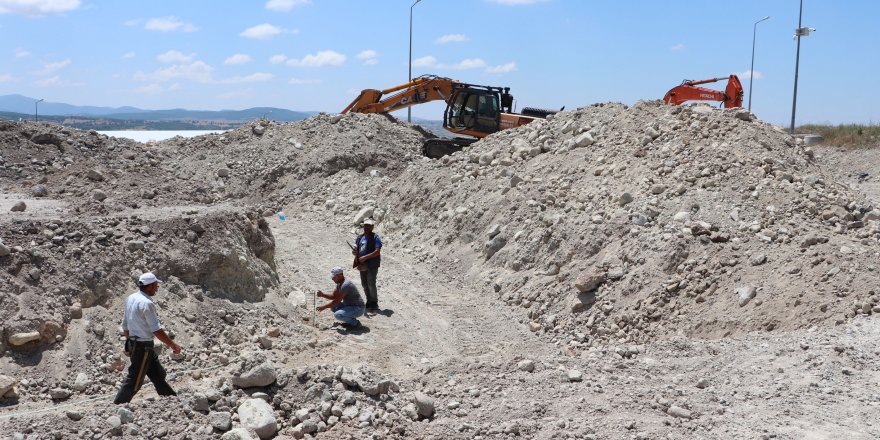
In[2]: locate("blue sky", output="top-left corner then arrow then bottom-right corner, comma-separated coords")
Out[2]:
0,0 -> 874,125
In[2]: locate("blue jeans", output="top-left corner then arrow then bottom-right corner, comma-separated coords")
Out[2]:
332,304 -> 364,325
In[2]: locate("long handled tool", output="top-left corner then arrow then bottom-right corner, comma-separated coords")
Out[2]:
313,290 -> 317,327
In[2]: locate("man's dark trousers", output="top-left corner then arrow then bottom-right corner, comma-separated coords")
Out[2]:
114,341 -> 176,404
360,267 -> 379,308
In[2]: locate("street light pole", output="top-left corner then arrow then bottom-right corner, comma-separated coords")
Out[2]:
748,16 -> 770,112
35,98 -> 44,122
790,0 -> 815,133
407,0 -> 422,123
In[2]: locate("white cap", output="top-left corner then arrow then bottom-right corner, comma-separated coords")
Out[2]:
363,218 -> 375,226
138,272 -> 162,286
330,266 -> 344,275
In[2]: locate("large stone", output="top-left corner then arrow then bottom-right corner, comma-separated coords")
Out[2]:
575,268 -> 606,293
231,363 -> 276,388
9,331 -> 40,346
413,392 -> 435,418
667,405 -> 692,419
72,372 -> 90,392
10,201 -> 26,212
87,169 -> 105,181
736,286 -> 757,307
221,428 -> 256,440
0,375 -> 17,396
209,411 -> 232,431
237,398 -> 277,439
0,241 -> 9,257
32,184 -> 48,197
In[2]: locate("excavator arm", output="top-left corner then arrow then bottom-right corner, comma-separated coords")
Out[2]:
663,74 -> 743,108
341,74 -> 460,114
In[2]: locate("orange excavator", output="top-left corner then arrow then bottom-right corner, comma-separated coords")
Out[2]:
663,74 -> 744,108
342,74 -> 559,158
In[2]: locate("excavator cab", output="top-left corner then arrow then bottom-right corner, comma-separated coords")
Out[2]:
446,88 -> 500,135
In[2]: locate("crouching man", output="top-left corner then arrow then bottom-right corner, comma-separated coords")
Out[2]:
316,266 -> 365,329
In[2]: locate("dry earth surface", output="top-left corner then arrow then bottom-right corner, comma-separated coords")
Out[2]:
1,105 -> 879,440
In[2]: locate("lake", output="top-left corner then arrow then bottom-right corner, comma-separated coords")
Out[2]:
98,130 -> 226,143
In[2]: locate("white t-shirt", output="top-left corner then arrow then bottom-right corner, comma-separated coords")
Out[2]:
120,290 -> 162,341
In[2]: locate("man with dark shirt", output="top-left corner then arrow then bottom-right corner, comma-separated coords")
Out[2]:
317,266 -> 365,329
353,218 -> 383,311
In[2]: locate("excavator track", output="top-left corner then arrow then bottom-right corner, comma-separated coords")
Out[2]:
422,137 -> 476,159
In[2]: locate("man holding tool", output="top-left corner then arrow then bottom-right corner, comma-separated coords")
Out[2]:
316,266 -> 365,329
353,218 -> 383,311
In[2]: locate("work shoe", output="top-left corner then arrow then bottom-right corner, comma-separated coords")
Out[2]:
341,321 -> 362,330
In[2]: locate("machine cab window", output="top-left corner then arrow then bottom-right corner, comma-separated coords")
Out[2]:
447,89 -> 499,133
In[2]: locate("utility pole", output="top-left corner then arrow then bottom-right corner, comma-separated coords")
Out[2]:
748,16 -> 769,112
790,0 -> 816,133
35,98 -> 44,122
408,0 -> 423,123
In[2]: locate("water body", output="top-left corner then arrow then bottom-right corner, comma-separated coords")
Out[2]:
98,130 -> 226,143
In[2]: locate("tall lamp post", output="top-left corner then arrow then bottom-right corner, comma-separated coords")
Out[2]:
748,16 -> 770,112
35,98 -> 44,122
407,0 -> 423,123
790,0 -> 816,133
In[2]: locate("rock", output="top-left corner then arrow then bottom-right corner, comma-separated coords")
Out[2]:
127,240 -> 145,251
528,322 -> 542,332
87,169 -> 105,181
575,268 -> 606,293
413,392 -> 435,418
92,189 -> 107,201
209,411 -> 232,431
116,407 -> 134,424
31,132 -> 63,146
231,362 -> 276,388
10,201 -> 26,212
572,132 -> 595,148
567,370 -> 583,382
0,241 -> 9,257
267,326 -> 280,337
32,184 -> 48,197
72,372 -> 90,391
217,168 -> 231,178
370,169 -> 383,178
736,286 -> 757,307
484,235 -> 507,260
673,212 -> 691,223
618,192 -> 634,206
300,419 -> 318,434
649,184 -> 667,195
0,375 -> 17,396
106,415 -> 122,429
696,378 -> 709,389
607,267 -> 625,281
9,331 -> 40,346
49,388 -> 71,400
66,410 -> 83,421
517,359 -> 536,372
221,428 -> 256,440
237,398 -> 277,439
252,125 -> 266,136
667,405 -> 692,419
749,254 -> 767,266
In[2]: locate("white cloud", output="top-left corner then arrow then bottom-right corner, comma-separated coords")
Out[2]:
240,23 -> 282,40
356,50 -> 378,66
0,0 -> 81,16
486,62 -> 517,74
35,75 -> 83,87
412,56 -> 437,68
670,43 -> 685,51
135,60 -> 214,83
488,0 -> 549,4
220,73 -> 273,84
0,73 -> 14,83
269,54 -> 288,64
436,34 -> 467,44
157,50 -> 195,64
122,51 -> 135,59
286,50 -> 346,67
37,59 -> 71,75
14,48 -> 30,58
741,70 -> 763,80
289,78 -> 322,85
224,54 -> 253,65
265,0 -> 310,12
145,16 -> 198,32
439,58 -> 486,70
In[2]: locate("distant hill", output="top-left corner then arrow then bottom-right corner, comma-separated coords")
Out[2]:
0,94 -> 316,123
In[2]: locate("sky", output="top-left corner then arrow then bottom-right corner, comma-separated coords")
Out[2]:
0,0 -> 875,126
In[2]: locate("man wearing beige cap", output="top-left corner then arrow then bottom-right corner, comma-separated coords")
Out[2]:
114,272 -> 182,404
317,266 -> 365,329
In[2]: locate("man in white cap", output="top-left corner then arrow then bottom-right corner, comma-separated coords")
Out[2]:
114,272 -> 182,404
316,266 -> 365,329
353,218 -> 383,311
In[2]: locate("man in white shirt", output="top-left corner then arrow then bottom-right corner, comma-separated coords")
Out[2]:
114,272 -> 182,404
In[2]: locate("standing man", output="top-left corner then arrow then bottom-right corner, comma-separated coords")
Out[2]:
354,218 -> 383,311
114,272 -> 182,404
317,266 -> 365,329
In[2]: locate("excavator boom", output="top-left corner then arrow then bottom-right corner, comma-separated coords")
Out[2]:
341,75 -> 459,114
663,74 -> 743,108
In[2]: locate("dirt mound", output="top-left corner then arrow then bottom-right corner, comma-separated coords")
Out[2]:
372,101 -> 878,345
